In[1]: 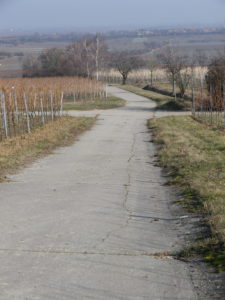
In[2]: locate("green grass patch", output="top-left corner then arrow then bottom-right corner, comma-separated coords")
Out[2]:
149,115 -> 225,271
119,85 -> 190,111
63,95 -> 126,110
177,239 -> 225,273
0,116 -> 95,180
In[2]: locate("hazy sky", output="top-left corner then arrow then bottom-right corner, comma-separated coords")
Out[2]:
0,0 -> 224,31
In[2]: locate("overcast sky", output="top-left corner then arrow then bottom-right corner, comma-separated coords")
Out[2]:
0,0 -> 224,31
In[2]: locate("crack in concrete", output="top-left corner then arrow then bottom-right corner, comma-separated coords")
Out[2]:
0,248 -> 174,258
131,214 -> 201,222
135,180 -> 160,183
123,131 -> 137,214
95,131 -> 137,248
92,129 -> 197,251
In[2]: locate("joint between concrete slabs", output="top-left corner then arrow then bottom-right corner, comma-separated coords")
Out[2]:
0,248 -> 175,258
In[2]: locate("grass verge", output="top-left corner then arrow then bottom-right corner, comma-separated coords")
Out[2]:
148,115 -> 225,272
0,116 -> 95,181
119,85 -> 190,111
63,95 -> 126,110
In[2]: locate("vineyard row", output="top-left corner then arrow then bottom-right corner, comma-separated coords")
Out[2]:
0,77 -> 105,140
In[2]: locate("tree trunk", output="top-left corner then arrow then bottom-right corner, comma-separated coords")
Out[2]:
83,40 -> 90,78
122,74 -> 127,85
179,85 -> 185,98
95,35 -> 99,81
172,75 -> 176,95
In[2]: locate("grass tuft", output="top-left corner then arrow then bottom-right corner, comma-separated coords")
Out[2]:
177,239 -> 225,273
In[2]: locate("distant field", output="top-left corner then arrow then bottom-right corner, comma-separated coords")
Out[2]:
0,41 -> 69,54
0,30 -> 224,76
0,41 -> 70,76
107,32 -> 225,56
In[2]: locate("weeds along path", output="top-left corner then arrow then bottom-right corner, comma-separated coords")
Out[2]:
0,87 -> 196,299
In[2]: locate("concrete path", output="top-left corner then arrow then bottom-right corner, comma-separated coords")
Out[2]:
0,87 -> 196,299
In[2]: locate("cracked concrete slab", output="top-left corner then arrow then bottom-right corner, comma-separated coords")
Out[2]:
0,86 -> 196,299
0,252 -> 194,300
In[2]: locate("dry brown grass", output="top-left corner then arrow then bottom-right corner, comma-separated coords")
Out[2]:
149,116 -> 225,270
0,116 -> 95,180
99,67 -> 208,85
150,116 -> 225,238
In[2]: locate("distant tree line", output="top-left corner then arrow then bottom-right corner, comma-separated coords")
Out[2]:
23,35 -> 146,84
146,45 -> 225,106
110,52 -> 145,85
0,51 -> 24,58
23,32 -> 225,100
23,35 -> 109,78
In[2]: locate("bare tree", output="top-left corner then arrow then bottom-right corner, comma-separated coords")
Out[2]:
66,35 -> 108,78
158,46 -> 187,95
90,34 -> 109,80
23,54 -> 40,77
23,48 -> 65,77
206,55 -> 225,107
194,49 -> 209,67
65,41 -> 90,76
22,36 -> 109,78
111,52 -> 145,85
38,48 -> 65,77
95,35 -> 100,80
176,67 -> 192,98
146,55 -> 158,86
83,39 -> 91,78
